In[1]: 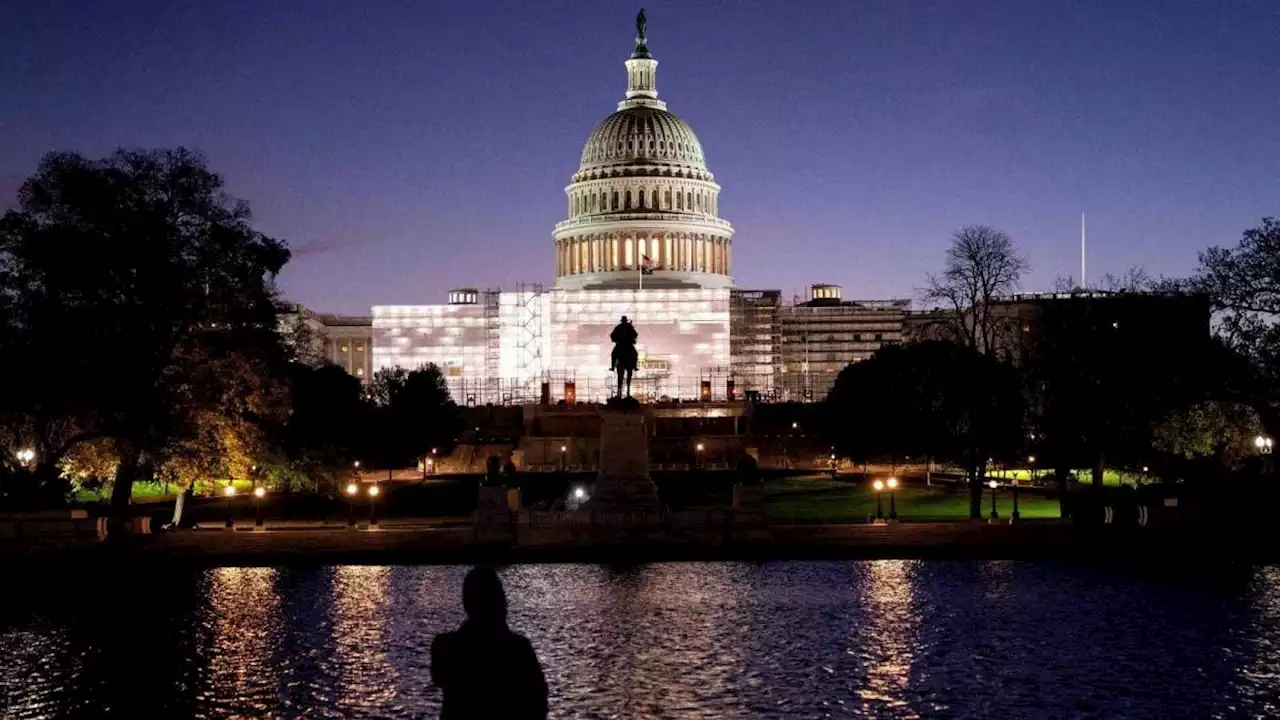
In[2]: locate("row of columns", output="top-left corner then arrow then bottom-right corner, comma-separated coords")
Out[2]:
556,233 -> 732,277
569,186 -> 718,218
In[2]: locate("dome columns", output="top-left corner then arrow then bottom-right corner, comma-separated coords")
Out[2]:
555,230 -> 732,278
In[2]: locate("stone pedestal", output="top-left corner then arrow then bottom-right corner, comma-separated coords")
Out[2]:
731,485 -> 772,542
473,485 -> 514,543
586,406 -> 661,513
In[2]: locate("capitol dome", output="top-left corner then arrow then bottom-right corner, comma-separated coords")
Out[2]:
577,107 -> 708,177
554,13 -> 734,291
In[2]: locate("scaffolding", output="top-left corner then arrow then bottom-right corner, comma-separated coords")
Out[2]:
730,289 -> 781,397
483,288 -> 501,397
516,282 -> 545,398
777,296 -> 910,401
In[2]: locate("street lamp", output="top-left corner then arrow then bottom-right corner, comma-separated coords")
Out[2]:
1027,455 -> 1036,483
368,484 -> 380,526
223,484 -> 236,528
886,476 -> 899,520
253,486 -> 266,528
560,444 -> 567,471
873,479 -> 885,521
987,479 -> 999,521
15,448 -> 35,467
346,482 -> 359,527
1257,435 -> 1274,474
696,442 -> 705,469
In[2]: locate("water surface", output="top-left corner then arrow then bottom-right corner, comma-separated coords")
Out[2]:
2,561 -> 1278,718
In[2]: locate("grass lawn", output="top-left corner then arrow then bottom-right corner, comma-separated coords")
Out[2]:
960,467 -> 1153,487
765,474 -> 1062,523
73,478 -> 255,504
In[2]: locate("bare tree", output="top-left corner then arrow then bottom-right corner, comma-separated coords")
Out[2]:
921,226 -> 1029,356
1052,275 -> 1081,292
1099,266 -> 1151,292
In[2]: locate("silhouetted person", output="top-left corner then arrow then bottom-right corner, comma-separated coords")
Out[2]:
431,566 -> 548,719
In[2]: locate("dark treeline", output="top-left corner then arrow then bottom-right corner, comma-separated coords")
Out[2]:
824,221 -> 1280,518
0,148 -> 457,514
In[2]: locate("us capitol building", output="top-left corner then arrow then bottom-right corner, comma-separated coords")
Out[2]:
293,14 -> 908,404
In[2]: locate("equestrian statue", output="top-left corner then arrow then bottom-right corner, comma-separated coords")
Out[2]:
610,316 -> 639,399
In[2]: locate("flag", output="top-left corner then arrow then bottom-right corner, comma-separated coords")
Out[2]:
640,255 -> 655,275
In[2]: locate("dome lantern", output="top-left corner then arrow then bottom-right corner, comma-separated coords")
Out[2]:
621,9 -> 664,110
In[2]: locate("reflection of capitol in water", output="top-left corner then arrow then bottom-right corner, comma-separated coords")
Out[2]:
365,16 -> 908,404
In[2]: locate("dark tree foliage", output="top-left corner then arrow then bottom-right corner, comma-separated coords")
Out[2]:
1195,217 -> 1280,408
279,363 -> 370,491
366,364 -> 459,472
0,148 -> 290,512
1025,293 -> 1217,490
826,341 -> 1025,518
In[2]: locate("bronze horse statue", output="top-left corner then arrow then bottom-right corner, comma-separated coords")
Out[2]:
610,316 -> 639,399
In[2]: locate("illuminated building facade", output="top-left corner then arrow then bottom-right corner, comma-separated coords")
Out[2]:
778,285 -> 908,401
359,16 -> 907,404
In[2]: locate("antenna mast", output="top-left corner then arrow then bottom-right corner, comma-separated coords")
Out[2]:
1080,212 -> 1087,289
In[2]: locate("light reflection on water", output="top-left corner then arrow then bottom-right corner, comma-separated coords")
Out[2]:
2,561 -> 1279,718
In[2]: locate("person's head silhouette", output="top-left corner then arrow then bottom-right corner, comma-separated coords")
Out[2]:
620,315 -> 629,324
462,565 -> 508,626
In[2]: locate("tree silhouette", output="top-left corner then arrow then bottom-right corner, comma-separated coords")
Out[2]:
921,225 -> 1029,356
827,341 -> 1025,517
0,148 -> 290,514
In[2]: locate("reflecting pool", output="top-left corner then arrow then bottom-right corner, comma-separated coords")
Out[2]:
3,561 -> 1278,717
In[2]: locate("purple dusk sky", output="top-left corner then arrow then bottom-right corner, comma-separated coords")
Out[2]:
2,1 -> 1277,315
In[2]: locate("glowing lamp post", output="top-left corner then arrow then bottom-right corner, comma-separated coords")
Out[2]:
346,482 -> 359,527
560,445 -> 567,472
987,479 -> 999,521
873,479 -> 885,521
1027,455 -> 1036,483
223,485 -> 236,528
696,442 -> 705,470
1257,436 -> 1274,474
886,477 -> 899,520
253,486 -> 266,528
15,448 -> 35,467
368,484 -> 380,526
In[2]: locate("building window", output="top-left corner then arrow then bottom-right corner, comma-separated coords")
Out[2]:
874,334 -> 882,341
355,367 -> 364,377
355,343 -> 364,352
340,345 -> 349,352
